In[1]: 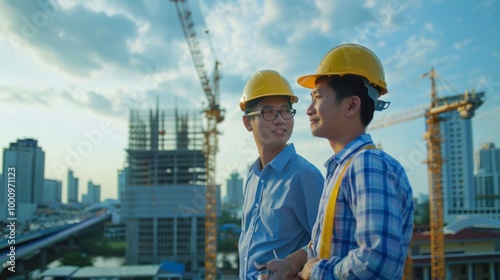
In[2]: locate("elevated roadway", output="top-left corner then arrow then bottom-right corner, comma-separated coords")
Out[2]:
0,211 -> 111,271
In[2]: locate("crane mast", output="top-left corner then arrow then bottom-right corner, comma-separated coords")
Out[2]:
171,1 -> 224,279
424,68 -> 446,279
423,68 -> 483,279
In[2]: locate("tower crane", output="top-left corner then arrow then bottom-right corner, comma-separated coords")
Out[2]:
369,68 -> 484,279
423,68 -> 483,279
171,1 -> 224,279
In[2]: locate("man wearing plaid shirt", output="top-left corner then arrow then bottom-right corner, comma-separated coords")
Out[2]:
266,44 -> 414,279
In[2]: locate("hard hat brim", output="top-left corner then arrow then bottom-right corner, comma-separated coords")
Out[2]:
240,93 -> 298,111
297,74 -> 321,89
297,73 -> 388,94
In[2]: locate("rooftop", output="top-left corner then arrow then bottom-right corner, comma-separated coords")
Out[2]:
40,265 -> 184,279
71,265 -> 160,278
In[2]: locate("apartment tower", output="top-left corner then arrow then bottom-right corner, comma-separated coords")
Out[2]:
474,142 -> 500,219
1,138 -> 45,223
438,91 -> 489,222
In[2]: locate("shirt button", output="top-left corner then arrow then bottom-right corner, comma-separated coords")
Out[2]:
255,203 -> 259,208
260,179 -> 264,183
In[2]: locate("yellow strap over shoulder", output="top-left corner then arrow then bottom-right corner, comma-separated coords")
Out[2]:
318,145 -> 376,259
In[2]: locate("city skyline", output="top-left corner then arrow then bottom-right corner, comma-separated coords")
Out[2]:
0,0 -> 499,201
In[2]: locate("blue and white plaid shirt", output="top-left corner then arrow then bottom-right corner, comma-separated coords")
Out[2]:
309,134 -> 414,279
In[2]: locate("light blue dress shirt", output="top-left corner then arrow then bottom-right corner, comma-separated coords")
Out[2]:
239,143 -> 324,279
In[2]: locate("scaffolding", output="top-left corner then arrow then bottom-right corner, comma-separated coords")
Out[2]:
126,105 -> 206,187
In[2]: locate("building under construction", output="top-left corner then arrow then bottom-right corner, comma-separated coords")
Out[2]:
127,103 -> 205,185
121,103 -> 220,271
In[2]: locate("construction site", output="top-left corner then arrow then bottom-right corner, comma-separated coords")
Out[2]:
93,0 -> 500,279
123,0 -> 500,279
1,1 -> 499,280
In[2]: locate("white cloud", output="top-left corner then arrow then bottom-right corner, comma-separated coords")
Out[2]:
453,38 -> 473,50
203,0 -> 418,87
0,0 -> 186,80
0,86 -> 52,106
424,23 -> 435,33
477,0 -> 496,8
387,35 -> 438,69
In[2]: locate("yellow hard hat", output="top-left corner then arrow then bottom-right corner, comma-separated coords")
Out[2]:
240,69 -> 298,111
297,44 -> 388,95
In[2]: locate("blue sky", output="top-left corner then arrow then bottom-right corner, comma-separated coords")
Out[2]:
0,0 -> 499,202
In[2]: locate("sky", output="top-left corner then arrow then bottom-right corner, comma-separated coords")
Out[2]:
0,0 -> 499,202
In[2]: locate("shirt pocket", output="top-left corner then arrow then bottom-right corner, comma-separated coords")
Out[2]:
257,206 -> 280,239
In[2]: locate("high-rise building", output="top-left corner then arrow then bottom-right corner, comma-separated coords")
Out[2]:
117,167 -> 128,201
81,194 -> 89,204
87,180 -> 101,204
1,139 -> 45,223
474,143 -> 500,217
122,106 -> 220,269
2,139 -> 45,205
43,179 -> 62,205
225,171 -> 243,206
436,91 -> 500,222
0,173 -> 3,201
67,169 -> 79,203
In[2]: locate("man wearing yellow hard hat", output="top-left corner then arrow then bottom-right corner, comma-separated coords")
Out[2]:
267,44 -> 414,279
238,70 -> 324,279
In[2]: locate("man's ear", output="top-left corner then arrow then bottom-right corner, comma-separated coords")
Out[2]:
345,95 -> 361,117
243,115 -> 253,131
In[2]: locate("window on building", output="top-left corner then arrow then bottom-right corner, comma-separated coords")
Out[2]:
177,217 -> 192,257
411,245 -> 421,256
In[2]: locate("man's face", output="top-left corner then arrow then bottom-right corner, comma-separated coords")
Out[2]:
243,96 -> 294,150
306,78 -> 344,139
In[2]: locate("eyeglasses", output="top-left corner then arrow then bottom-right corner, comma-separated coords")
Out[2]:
246,109 -> 296,121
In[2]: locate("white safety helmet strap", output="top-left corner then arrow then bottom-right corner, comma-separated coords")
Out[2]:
363,78 -> 390,111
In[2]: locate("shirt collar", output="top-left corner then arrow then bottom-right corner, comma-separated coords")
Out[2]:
250,143 -> 295,175
324,133 -> 374,169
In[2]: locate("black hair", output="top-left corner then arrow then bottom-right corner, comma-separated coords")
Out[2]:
244,96 -> 293,115
325,75 -> 375,127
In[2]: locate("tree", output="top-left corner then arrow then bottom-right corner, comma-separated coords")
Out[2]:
60,252 -> 93,267
414,200 -> 430,225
